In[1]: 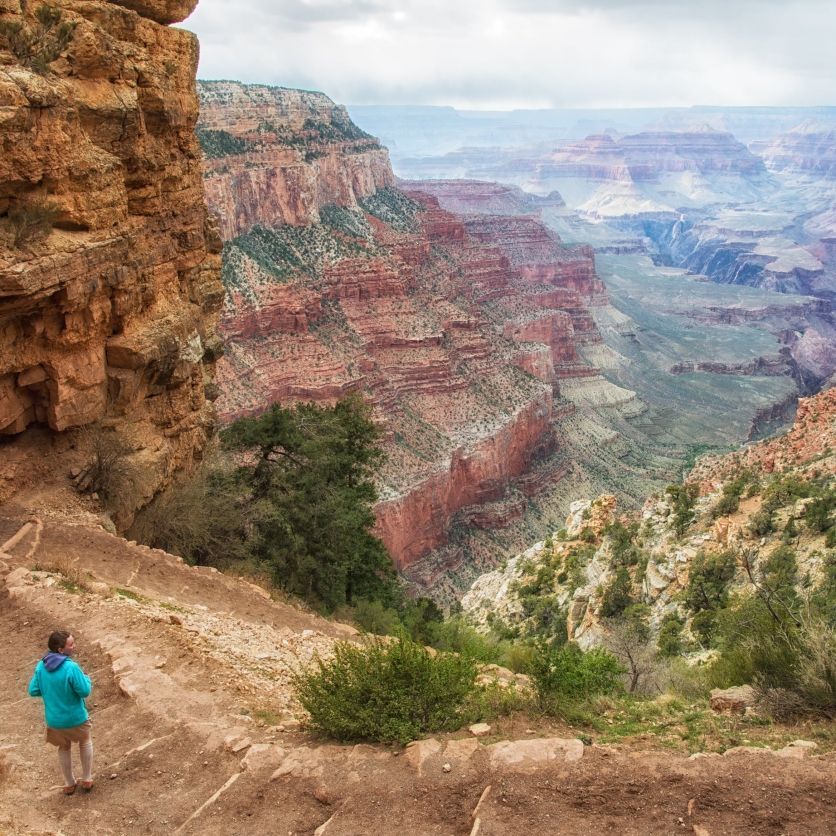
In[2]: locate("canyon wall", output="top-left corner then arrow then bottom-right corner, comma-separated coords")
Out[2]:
198,81 -> 394,239
0,0 -> 223,523
203,89 -> 612,575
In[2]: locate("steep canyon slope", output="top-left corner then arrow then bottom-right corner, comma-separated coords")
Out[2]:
379,115 -> 836,388
0,0 -> 224,527
197,83 -> 698,598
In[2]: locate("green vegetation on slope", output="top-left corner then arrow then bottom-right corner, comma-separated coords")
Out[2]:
358,187 -> 423,233
196,128 -> 255,159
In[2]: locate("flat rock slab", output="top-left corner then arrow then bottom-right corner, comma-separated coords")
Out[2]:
487,737 -> 584,772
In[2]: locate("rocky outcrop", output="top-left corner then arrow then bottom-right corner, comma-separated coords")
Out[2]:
375,391 -> 554,570
669,354 -> 794,377
394,178 -> 541,216
197,81 -> 393,239
689,387 -> 836,483
463,215 -> 608,304
0,0 -> 223,524
760,120 -> 836,177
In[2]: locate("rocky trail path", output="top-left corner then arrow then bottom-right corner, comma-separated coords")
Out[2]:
1,512 -> 835,835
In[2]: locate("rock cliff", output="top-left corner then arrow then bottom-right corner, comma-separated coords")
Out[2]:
197,81 -> 393,239
0,0 -> 223,525
202,87 -> 615,582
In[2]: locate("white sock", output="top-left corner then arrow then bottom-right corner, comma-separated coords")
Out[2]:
57,749 -> 75,787
79,741 -> 93,783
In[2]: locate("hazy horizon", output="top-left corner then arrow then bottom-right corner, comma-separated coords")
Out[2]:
185,0 -> 836,111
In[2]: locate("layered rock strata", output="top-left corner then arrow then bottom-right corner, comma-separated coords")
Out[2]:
0,0 -> 223,523
202,87 -> 610,574
198,81 -> 393,239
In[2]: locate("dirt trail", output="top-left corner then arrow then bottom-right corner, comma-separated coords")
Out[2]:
1,515 -> 835,836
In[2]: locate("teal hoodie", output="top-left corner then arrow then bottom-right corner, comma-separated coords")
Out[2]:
28,656 -> 91,729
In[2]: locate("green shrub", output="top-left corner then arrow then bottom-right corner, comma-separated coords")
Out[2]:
0,5 -> 76,74
761,475 -> 814,514
358,187 -> 422,233
707,555 -> 836,717
683,551 -> 737,614
782,516 -> 798,543
529,641 -> 623,707
293,636 -> 478,744
4,195 -> 61,249
711,471 -> 753,520
806,493 -> 836,533
504,643 -> 537,673
748,509 -> 774,536
401,597 -> 444,645
196,128 -> 254,159
352,599 -> 401,636
428,617 -> 503,664
665,483 -> 700,536
713,493 -> 740,518
604,520 -> 640,567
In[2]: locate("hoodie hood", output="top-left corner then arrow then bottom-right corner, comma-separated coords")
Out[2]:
42,652 -> 68,672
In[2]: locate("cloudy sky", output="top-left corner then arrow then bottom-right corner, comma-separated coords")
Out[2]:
184,0 -> 836,110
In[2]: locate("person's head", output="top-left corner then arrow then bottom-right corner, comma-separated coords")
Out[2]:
47,631 -> 75,656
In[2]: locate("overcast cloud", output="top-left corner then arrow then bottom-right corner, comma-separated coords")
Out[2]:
183,0 -> 836,109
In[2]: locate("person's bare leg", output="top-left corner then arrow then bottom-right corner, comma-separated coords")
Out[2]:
79,738 -> 93,788
57,743 -> 75,791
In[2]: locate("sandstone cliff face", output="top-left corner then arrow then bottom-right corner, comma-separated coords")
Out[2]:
197,81 -> 394,239
760,120 -> 836,178
204,86 -> 614,578
0,0 -> 223,522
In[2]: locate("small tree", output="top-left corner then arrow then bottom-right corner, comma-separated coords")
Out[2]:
220,392 -> 395,610
600,567 -> 634,618
603,615 -> 661,695
0,5 -> 76,74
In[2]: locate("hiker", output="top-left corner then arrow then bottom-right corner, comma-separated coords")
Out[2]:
28,631 -> 94,795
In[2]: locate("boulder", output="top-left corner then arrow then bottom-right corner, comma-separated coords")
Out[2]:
710,685 -> 756,714
241,744 -> 285,771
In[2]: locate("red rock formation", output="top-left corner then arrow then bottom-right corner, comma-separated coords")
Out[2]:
544,127 -> 766,178
205,86 -> 615,575
0,0 -> 223,523
197,82 -> 394,239
759,120 -> 836,177
374,391 -> 554,569
464,216 -> 607,303
394,178 -> 539,215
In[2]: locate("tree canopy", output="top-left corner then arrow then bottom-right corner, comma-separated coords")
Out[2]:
220,392 -> 395,609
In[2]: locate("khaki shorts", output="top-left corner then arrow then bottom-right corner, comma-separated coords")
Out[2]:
45,720 -> 92,747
